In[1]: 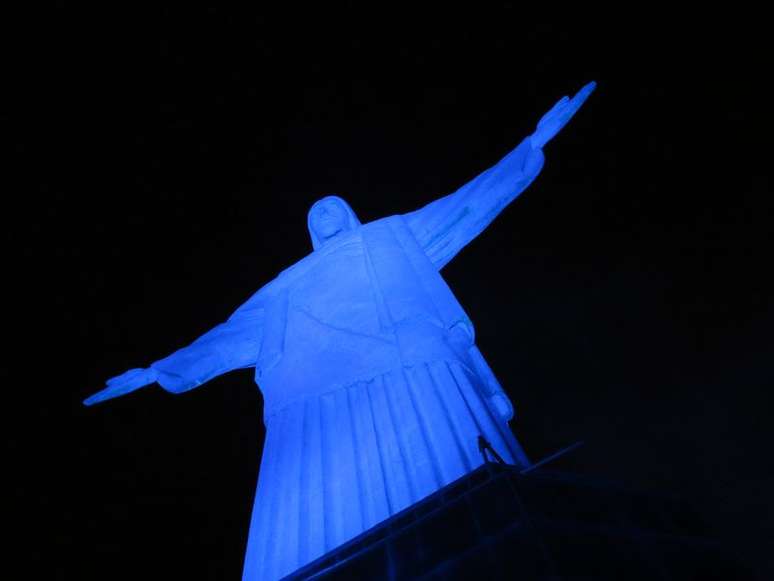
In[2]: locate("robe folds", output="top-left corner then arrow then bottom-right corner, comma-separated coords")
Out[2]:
150,136 -> 546,580
240,216 -> 529,580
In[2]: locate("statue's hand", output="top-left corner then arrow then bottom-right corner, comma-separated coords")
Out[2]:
530,81 -> 596,149
489,392 -> 514,422
83,367 -> 159,406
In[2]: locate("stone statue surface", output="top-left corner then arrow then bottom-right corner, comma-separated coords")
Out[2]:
86,82 -> 596,580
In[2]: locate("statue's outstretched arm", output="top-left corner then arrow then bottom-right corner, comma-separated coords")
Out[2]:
404,82 -> 595,270
83,289 -> 268,406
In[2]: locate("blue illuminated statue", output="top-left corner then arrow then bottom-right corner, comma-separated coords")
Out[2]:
86,82 -> 596,580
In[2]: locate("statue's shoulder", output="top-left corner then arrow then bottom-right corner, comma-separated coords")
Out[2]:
359,214 -> 410,237
360,214 -> 420,249
229,250 -> 313,319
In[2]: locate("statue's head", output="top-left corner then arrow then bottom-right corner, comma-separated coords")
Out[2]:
307,195 -> 361,250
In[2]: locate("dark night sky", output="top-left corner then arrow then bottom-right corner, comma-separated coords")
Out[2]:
8,6 -> 773,579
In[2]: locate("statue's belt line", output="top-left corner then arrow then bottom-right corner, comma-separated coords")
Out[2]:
262,357 -> 479,422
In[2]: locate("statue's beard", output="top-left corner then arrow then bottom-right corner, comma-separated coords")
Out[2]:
322,227 -> 342,240
315,224 -> 345,243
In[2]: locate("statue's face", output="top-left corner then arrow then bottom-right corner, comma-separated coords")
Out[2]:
310,198 -> 349,241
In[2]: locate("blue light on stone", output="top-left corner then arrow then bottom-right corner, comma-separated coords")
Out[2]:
85,82 -> 596,580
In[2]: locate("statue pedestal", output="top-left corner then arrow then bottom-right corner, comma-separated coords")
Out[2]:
285,462 -> 753,580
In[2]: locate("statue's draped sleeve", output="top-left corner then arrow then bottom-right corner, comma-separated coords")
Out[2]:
403,137 -> 545,270
150,286 -> 269,393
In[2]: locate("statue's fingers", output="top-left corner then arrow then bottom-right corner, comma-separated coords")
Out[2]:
566,81 -> 596,115
106,367 -> 146,386
577,80 -> 597,99
535,81 -> 597,146
537,95 -> 570,129
83,379 -> 149,406
83,384 -> 128,406
537,81 -> 595,131
83,387 -> 113,406
116,373 -> 154,391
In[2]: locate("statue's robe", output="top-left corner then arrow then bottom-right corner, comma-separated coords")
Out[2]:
150,137 -> 545,580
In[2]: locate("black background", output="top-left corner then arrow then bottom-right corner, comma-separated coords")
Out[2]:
8,5 -> 773,579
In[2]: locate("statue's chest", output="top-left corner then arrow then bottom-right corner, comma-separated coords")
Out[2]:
280,217 -> 463,339
289,238 -> 382,336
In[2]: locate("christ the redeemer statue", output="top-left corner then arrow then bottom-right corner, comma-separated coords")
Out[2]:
86,82 -> 595,580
